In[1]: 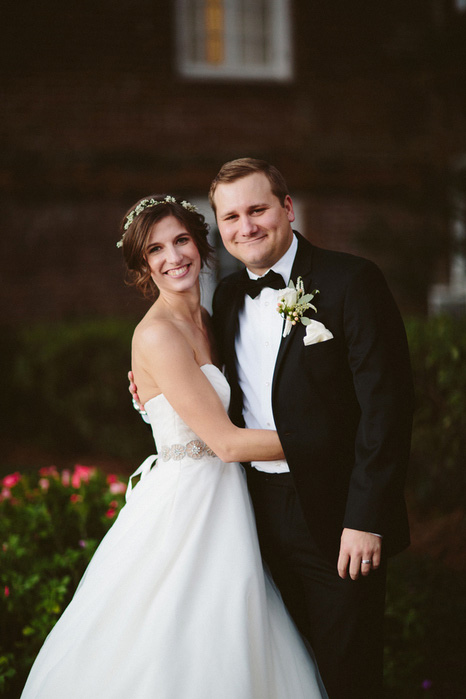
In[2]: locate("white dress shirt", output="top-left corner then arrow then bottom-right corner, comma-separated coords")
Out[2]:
235,235 -> 298,473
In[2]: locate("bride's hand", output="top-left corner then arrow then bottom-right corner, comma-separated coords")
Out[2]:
128,370 -> 145,412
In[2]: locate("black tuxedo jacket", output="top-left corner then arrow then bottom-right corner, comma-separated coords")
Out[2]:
212,233 -> 413,559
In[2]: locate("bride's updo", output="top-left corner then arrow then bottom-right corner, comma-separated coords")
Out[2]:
118,195 -> 214,298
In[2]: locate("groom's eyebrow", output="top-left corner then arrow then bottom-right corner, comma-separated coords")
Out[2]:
218,206 -> 239,219
219,201 -> 269,219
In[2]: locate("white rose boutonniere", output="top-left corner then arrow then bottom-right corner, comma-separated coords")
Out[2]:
303,320 -> 334,346
276,277 -> 319,337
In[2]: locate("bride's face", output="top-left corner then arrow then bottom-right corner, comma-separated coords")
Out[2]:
145,215 -> 201,294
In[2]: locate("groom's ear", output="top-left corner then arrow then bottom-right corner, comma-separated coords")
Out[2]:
284,195 -> 295,224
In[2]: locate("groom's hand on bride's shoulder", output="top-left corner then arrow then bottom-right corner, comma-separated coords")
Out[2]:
128,370 -> 145,412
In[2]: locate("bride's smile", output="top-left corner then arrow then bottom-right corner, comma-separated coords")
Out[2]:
165,264 -> 191,277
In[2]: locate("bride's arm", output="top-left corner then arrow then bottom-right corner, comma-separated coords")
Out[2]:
133,321 -> 284,463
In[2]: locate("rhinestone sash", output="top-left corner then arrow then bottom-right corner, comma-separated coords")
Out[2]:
126,441 -> 217,502
161,440 -> 216,462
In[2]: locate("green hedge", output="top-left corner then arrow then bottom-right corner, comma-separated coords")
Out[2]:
405,315 -> 466,514
0,319 -> 153,469
383,550 -> 466,697
2,315 -> 465,512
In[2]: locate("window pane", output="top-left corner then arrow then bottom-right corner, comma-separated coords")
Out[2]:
206,0 -> 224,64
185,0 -> 205,63
176,0 -> 292,81
238,0 -> 269,65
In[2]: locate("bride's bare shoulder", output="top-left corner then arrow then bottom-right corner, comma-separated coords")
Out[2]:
132,315 -> 192,365
134,316 -> 180,349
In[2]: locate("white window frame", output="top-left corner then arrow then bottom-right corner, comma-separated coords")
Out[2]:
175,0 -> 293,82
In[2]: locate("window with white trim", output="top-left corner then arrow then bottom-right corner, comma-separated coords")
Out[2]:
175,0 -> 293,81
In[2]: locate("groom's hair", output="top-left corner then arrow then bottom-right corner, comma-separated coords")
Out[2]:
208,158 -> 290,213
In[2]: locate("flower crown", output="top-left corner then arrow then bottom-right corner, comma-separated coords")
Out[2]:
116,195 -> 198,248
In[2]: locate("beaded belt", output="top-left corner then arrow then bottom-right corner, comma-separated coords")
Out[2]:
160,439 -> 216,462
126,441 -> 216,503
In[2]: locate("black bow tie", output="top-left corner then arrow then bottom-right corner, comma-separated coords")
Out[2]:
243,270 -> 286,298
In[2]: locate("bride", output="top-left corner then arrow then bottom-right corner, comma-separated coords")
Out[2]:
21,195 -> 327,698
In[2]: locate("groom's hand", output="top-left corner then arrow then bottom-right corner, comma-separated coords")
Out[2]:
128,371 -> 144,412
337,528 -> 382,580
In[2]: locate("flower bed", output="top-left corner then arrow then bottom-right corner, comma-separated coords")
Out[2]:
0,465 -> 127,695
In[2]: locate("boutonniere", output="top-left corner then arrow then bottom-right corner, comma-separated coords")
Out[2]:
276,277 -> 319,337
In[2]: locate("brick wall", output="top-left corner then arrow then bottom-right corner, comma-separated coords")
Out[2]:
1,0 -> 465,321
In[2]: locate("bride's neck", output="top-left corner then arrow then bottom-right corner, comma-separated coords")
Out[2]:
156,288 -> 203,327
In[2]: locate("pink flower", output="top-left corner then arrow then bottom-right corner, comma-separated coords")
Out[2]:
38,478 -> 50,491
106,474 -> 118,484
4,586 -> 10,597
105,508 -> 116,518
109,482 -> 126,495
75,465 -> 95,477
61,470 -> 71,487
1,488 -> 12,501
39,466 -> 59,478
78,539 -> 87,548
71,465 -> 95,489
70,494 -> 82,504
2,472 -> 21,488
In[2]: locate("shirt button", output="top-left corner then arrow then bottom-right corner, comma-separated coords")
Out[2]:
265,341 -> 269,347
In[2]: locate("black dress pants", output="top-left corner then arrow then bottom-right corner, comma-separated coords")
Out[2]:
247,468 -> 386,699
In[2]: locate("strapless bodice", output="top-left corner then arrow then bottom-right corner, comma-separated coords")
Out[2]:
144,364 -> 230,450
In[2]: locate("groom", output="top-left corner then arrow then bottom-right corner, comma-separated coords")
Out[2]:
209,158 -> 413,698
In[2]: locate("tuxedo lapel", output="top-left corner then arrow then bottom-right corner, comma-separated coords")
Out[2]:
273,234 -> 315,388
221,269 -> 249,382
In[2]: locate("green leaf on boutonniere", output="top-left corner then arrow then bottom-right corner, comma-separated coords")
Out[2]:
276,277 -> 320,337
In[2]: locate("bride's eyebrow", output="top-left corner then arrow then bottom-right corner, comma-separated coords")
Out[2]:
146,232 -> 191,250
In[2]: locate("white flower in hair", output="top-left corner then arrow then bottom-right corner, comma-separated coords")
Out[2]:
116,196 -> 198,248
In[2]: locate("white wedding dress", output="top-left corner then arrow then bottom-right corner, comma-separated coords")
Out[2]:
21,364 -> 327,699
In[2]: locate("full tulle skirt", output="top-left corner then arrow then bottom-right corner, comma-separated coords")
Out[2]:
22,365 -> 326,698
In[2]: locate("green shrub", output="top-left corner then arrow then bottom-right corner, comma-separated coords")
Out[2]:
1,314 -> 465,511
384,551 -> 466,697
0,465 -> 127,696
405,316 -> 466,514
0,319 -> 153,466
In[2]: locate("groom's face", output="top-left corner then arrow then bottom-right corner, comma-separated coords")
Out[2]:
213,172 -> 295,276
